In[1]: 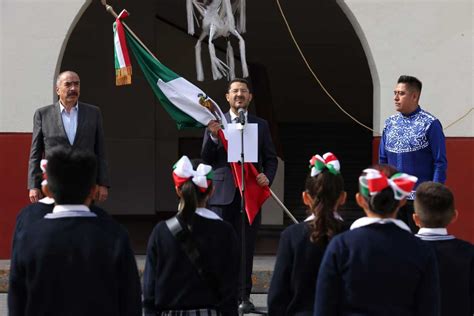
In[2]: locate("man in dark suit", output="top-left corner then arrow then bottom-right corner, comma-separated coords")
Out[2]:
201,78 -> 278,312
28,70 -> 109,203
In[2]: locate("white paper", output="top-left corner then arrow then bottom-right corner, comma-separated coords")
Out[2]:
227,123 -> 258,163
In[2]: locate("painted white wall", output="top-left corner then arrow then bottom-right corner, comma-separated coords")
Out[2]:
0,0 -> 91,132
339,0 -> 473,136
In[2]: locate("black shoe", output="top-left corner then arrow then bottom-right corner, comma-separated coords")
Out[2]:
238,299 -> 255,314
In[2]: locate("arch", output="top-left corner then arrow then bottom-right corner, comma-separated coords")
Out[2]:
53,0 -> 93,101
336,0 -> 380,135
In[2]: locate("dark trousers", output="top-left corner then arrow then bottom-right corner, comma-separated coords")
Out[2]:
397,200 -> 418,233
210,189 -> 261,299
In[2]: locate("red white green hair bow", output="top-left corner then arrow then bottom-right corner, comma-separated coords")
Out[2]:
173,155 -> 213,192
40,159 -> 48,186
359,168 -> 418,200
309,152 -> 340,176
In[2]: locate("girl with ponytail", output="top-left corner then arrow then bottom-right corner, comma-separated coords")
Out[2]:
314,164 -> 441,316
143,156 -> 239,316
268,152 -> 347,315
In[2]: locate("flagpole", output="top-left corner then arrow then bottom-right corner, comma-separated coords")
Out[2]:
269,189 -> 298,224
101,0 -> 158,61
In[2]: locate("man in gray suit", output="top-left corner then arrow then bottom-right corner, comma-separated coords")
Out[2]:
28,71 -> 109,203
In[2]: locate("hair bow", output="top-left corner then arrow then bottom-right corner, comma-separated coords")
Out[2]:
309,152 -> 340,177
172,155 -> 213,192
40,159 -> 48,186
359,168 -> 418,200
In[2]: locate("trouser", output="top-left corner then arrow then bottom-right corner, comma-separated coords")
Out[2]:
210,191 -> 261,299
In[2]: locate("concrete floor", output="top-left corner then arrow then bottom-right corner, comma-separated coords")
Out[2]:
0,293 -> 267,315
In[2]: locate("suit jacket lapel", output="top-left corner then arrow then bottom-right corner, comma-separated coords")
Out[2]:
54,102 -> 69,141
225,112 -> 231,123
74,102 -> 86,146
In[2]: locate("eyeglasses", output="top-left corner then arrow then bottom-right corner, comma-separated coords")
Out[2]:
228,89 -> 249,94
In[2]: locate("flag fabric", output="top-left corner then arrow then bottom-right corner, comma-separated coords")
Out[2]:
116,21 -> 269,223
113,10 -> 132,86
218,130 -> 271,224
123,26 -> 226,130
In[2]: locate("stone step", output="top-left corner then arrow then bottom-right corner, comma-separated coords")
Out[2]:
0,255 -> 276,294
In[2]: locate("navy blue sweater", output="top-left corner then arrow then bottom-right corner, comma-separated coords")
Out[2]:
143,213 -> 239,315
8,214 -> 141,316
417,236 -> 474,316
314,223 -> 440,316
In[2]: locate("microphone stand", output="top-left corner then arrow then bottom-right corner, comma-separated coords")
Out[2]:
237,116 -> 247,315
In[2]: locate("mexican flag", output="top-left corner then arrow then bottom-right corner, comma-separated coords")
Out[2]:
123,25 -> 226,130
115,19 -> 269,224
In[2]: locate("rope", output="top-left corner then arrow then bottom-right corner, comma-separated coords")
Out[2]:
274,0 -> 472,134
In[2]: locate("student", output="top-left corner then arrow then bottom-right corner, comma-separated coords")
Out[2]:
314,165 -> 440,316
143,155 -> 239,315
414,181 -> 474,316
8,149 -> 141,316
12,159 -> 108,253
268,152 -> 346,315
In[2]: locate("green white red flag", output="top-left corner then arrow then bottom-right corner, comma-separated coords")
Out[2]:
113,10 -> 132,86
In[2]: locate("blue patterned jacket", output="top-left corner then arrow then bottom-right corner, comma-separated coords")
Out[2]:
379,106 -> 447,199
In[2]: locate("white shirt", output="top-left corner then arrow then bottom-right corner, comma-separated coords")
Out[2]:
350,217 -> 411,232
45,204 -> 95,219
59,101 -> 78,145
415,227 -> 455,240
195,207 -> 223,221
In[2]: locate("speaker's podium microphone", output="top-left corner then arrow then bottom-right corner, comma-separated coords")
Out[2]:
237,108 -> 246,129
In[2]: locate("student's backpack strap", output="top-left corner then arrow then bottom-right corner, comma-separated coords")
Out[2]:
165,216 -> 223,301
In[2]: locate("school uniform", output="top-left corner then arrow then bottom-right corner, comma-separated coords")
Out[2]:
8,205 -> 141,316
416,228 -> 474,316
268,214 -> 347,316
314,217 -> 440,316
10,199 -> 109,260
143,208 -> 240,316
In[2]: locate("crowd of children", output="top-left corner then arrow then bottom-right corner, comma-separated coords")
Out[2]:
7,149 -> 473,315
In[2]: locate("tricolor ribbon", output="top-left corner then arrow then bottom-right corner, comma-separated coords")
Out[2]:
113,10 -> 132,86
359,168 -> 418,200
309,152 -> 340,177
40,159 -> 48,186
172,155 -> 213,192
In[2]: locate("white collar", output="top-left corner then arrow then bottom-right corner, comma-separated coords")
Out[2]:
59,101 -> 78,113
195,207 -> 222,221
417,227 -> 448,236
350,217 -> 411,232
39,197 -> 55,205
229,110 -> 248,122
52,204 -> 90,213
304,211 -> 343,222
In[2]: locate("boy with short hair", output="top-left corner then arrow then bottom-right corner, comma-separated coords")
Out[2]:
414,181 -> 473,316
8,149 -> 141,316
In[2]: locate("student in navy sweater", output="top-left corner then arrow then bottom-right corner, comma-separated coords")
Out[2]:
143,156 -> 239,316
268,152 -> 347,316
11,159 -> 109,255
8,149 -> 142,316
314,165 -> 440,316
413,181 -> 474,316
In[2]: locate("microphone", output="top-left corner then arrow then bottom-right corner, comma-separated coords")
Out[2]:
238,108 -> 246,125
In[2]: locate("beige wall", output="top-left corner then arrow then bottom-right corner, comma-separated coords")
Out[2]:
339,0 -> 473,136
